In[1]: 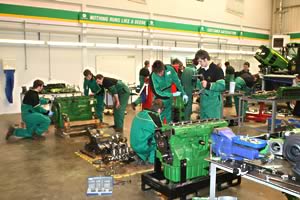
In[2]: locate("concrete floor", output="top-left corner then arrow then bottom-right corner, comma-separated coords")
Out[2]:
0,105 -> 290,200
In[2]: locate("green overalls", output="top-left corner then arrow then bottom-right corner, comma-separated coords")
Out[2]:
14,95 -> 50,138
150,65 -> 186,123
83,77 -> 104,122
130,110 -> 162,163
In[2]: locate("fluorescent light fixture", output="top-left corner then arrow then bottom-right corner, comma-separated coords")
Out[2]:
47,41 -> 95,47
95,43 -> 136,49
0,39 -> 45,45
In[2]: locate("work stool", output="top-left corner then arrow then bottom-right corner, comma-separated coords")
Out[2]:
246,102 -> 271,123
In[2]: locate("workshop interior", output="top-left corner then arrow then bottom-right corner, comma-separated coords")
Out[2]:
1,0 -> 300,200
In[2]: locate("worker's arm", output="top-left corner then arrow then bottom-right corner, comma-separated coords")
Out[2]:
203,68 -> 225,92
107,86 -> 120,108
83,79 -> 89,96
169,67 -> 186,95
149,73 -> 172,99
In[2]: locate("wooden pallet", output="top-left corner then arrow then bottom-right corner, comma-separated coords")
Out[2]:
56,119 -> 100,138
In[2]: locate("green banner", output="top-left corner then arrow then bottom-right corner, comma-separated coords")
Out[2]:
0,3 -> 269,40
0,3 -> 78,20
289,33 -> 300,39
201,26 -> 240,37
79,12 -> 148,27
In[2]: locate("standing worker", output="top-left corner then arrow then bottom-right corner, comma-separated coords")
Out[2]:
83,69 -> 107,127
6,79 -> 53,140
131,60 -> 150,110
130,99 -> 163,164
224,61 -> 235,107
150,60 -> 188,123
195,49 -> 225,119
237,62 -> 251,77
95,74 -> 130,133
177,60 -> 198,120
234,73 -> 259,117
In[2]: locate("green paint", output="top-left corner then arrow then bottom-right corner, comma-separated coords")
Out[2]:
152,20 -> 199,33
241,31 -> 269,40
0,3 -> 78,20
79,12 -> 148,27
0,3 -> 269,40
289,33 -> 300,39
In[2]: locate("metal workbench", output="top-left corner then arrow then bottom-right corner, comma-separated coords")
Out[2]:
208,158 -> 300,200
238,96 -> 300,133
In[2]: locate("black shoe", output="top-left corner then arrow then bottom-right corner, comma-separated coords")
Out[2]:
131,103 -> 136,110
32,133 -> 46,140
5,126 -> 15,140
114,128 -> 123,133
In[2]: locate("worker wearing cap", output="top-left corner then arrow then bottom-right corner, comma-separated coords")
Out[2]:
95,74 -> 130,133
195,49 -> 225,119
6,79 -> 53,140
130,99 -> 163,164
131,60 -> 150,110
150,60 -> 188,123
83,69 -> 106,126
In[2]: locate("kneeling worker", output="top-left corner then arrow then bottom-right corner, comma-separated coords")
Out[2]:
95,74 -> 130,133
6,79 -> 53,140
130,99 -> 164,164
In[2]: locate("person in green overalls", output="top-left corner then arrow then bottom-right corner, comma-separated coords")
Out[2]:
150,60 -> 188,123
131,60 -> 150,110
83,69 -> 106,126
234,73 -> 259,117
95,74 -> 130,133
6,79 -> 53,140
178,62 -> 198,121
130,99 -> 164,164
224,61 -> 235,107
195,50 -> 225,119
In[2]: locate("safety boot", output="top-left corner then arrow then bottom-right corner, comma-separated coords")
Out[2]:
5,126 -> 15,140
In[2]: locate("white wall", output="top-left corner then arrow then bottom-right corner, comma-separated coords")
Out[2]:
0,0 -> 272,114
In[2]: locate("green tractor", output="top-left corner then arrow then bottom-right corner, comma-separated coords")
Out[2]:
254,42 -> 300,75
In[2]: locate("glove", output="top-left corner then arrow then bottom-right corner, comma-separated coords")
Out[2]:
48,111 -> 54,117
182,95 -> 188,104
172,91 -> 181,97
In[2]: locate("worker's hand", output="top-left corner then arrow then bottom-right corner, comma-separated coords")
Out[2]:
182,95 -> 188,104
201,80 -> 208,88
115,100 -> 120,109
48,111 -> 54,117
172,91 -> 181,97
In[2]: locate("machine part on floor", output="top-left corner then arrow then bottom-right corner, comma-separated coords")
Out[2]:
155,119 -> 228,183
141,158 -> 241,200
84,128 -> 135,164
52,96 -> 99,137
80,149 -> 97,159
268,138 -> 285,156
171,95 -> 185,122
211,127 -> 267,161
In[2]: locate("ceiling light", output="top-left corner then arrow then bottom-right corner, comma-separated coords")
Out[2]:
47,41 -> 94,47
0,39 -> 45,45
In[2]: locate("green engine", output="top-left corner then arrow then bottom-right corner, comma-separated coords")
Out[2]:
52,96 -> 97,129
154,120 -> 228,183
